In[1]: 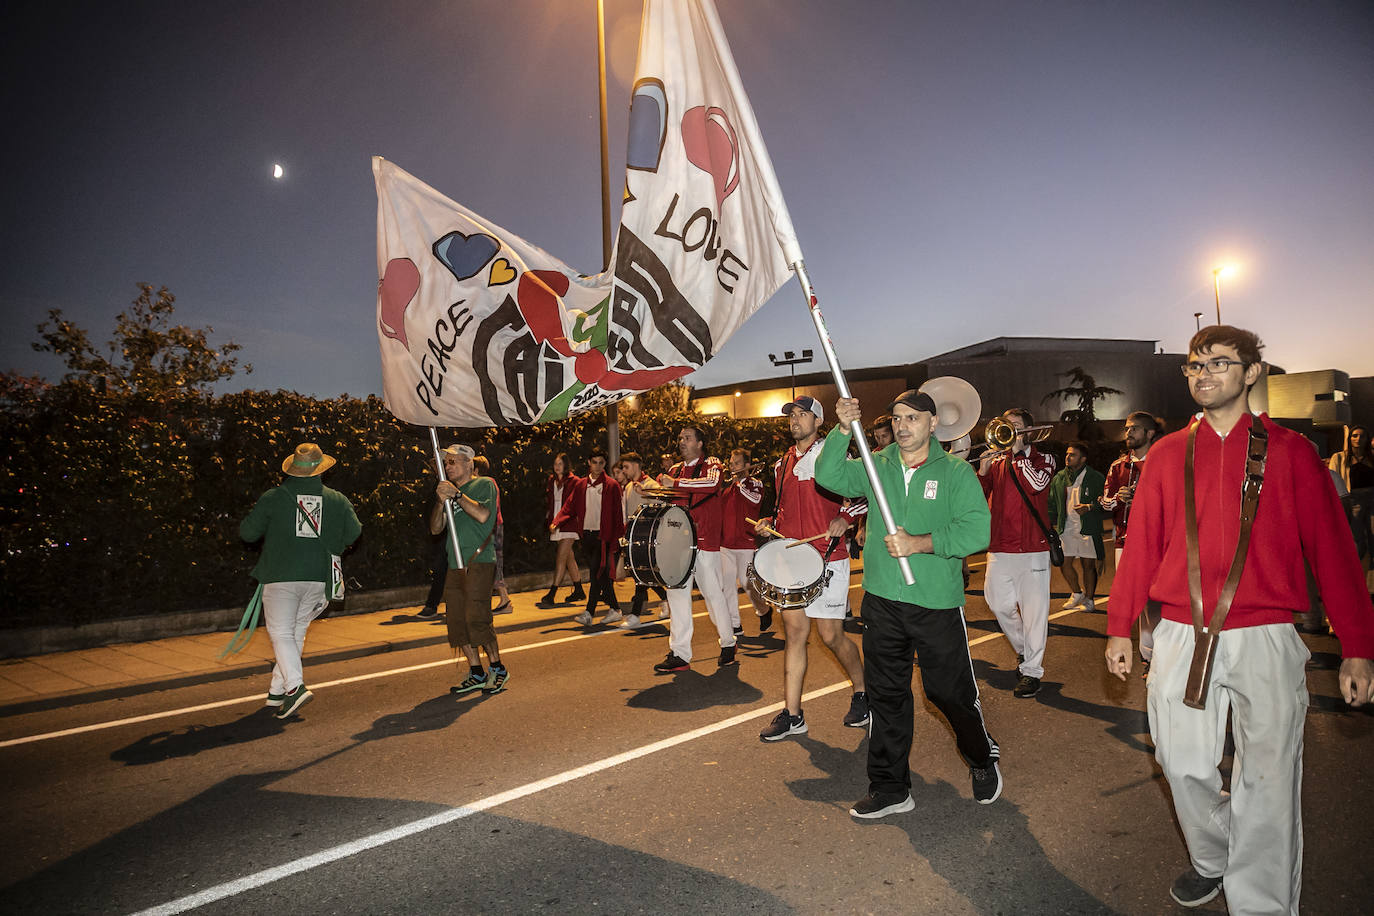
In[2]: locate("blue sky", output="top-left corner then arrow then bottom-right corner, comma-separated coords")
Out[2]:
3,0 -> 1371,397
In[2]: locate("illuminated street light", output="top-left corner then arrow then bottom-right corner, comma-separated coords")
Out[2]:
1194,311 -> 1203,332
768,349 -> 813,401
1212,264 -> 1236,325
733,390 -> 741,419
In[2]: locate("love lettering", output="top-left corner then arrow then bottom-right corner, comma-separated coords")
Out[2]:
652,193 -> 750,293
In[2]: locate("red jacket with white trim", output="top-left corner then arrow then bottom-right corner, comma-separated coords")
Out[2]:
979,447 -> 1056,554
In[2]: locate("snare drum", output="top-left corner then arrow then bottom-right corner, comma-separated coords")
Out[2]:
622,502 -> 697,589
747,538 -> 832,610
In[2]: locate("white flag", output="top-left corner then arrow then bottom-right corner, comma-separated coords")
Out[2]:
374,0 -> 801,427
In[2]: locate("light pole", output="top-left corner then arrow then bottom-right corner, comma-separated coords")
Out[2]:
733,390 -> 741,419
769,349 -> 813,401
1194,311 -> 1203,332
1212,265 -> 1235,326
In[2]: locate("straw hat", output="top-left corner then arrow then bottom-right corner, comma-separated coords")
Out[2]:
282,442 -> 336,477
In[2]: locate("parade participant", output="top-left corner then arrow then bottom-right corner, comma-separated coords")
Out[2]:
1049,441 -> 1106,612
431,444 -> 509,695
755,396 -> 868,740
472,455 -> 512,614
1100,411 -> 1161,663
240,443 -> 362,719
978,408 -> 1057,698
553,450 -> 626,626
1329,424 -> 1374,492
817,391 -> 998,817
539,453 -> 585,608
1106,325 -> 1374,912
869,414 -> 894,450
650,426 -> 740,672
618,452 -> 667,629
720,447 -> 765,635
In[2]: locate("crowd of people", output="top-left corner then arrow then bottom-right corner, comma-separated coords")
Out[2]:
241,324 -> 1374,914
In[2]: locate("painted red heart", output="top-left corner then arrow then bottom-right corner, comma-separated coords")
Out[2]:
378,258 -> 420,348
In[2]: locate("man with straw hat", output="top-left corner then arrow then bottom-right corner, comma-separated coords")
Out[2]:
240,442 -> 361,719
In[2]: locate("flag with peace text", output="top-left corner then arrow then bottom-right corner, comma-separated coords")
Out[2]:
374,0 -> 801,427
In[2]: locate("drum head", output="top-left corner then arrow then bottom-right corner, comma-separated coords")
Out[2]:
752,538 -> 825,589
652,505 -> 696,586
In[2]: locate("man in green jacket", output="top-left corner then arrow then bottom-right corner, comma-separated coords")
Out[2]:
817,390 -> 999,819
240,443 -> 362,719
1049,442 -> 1107,612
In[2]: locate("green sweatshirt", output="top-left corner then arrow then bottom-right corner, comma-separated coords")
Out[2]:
442,476 -> 498,567
239,475 -> 362,584
1048,465 -> 1107,536
815,427 -> 990,609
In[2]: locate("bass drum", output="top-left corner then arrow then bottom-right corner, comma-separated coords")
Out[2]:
747,538 -> 830,610
622,502 -> 697,589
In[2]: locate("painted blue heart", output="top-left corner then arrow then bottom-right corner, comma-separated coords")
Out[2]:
432,230 -> 500,281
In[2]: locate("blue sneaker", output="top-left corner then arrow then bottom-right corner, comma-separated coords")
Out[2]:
483,666 -> 510,695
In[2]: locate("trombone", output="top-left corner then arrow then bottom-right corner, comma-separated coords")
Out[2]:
975,418 -> 1056,455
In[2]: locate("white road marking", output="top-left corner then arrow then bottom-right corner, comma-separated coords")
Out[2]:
129,680 -> 854,916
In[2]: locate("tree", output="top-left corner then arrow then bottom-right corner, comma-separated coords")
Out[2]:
1041,367 -> 1122,438
33,283 -> 251,395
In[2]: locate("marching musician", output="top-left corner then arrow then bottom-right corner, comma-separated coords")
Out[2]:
1099,411 -> 1161,668
649,426 -> 740,673
617,452 -> 666,629
978,408 -> 1058,699
817,390 -> 998,818
754,396 -> 868,741
719,448 -> 766,636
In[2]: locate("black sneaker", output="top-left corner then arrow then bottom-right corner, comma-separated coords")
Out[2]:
450,671 -> 487,695
654,653 -> 690,674
849,791 -> 915,819
565,586 -> 587,604
843,691 -> 870,728
417,606 -> 439,619
1013,675 -> 1041,698
732,625 -> 743,636
275,685 -> 313,719
759,709 -> 807,741
536,590 -> 557,608
717,644 -> 738,667
1169,867 -> 1223,908
971,759 -> 1002,804
482,666 -> 509,695
758,609 -> 773,633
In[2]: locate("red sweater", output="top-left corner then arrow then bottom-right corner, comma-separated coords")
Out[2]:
1100,453 -> 1145,548
669,456 -> 724,552
1107,413 -> 1374,658
979,447 -> 1056,554
545,474 -> 584,533
552,473 -> 625,544
720,475 -> 764,550
772,439 -> 865,561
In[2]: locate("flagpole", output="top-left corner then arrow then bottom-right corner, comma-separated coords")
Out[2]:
790,261 -> 915,585
428,427 -> 465,570
597,0 -> 620,465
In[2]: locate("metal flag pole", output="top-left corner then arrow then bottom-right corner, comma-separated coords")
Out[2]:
790,260 -> 915,585
428,427 -> 464,570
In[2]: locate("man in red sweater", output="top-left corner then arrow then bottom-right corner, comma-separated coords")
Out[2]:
1106,325 -> 1374,912
553,450 -> 625,627
979,408 -> 1057,698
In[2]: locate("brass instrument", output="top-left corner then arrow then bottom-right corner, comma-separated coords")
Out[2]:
981,418 -> 1055,453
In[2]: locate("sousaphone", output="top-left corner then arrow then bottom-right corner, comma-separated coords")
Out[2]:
918,376 -> 981,458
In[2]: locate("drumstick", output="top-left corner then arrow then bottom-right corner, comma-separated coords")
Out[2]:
746,517 -> 787,541
785,531 -> 832,549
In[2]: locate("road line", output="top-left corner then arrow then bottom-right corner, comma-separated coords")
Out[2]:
129,680 -> 852,916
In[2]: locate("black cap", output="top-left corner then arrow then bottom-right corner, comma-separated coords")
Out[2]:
890,389 -> 937,415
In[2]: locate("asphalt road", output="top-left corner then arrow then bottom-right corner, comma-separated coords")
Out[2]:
2,567 -> 1371,915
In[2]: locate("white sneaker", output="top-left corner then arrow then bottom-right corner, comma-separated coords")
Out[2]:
1062,593 -> 1084,610
602,609 -> 624,624
573,611 -> 593,626
658,602 -> 671,619
620,614 -> 641,629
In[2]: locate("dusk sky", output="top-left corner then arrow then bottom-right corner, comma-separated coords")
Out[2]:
4,0 -> 1372,399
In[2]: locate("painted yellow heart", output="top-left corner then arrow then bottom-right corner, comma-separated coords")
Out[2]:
488,258 -> 516,286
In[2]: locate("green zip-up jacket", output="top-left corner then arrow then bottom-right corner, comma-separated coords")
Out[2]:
815,428 -> 990,609
1048,465 -> 1107,536
240,475 -> 362,584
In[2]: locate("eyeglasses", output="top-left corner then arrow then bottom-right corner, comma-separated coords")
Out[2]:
1180,358 -> 1246,378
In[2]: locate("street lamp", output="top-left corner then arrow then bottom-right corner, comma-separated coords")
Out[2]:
1212,265 -> 1236,326
733,390 -> 741,419
1194,311 -> 1203,332
768,349 -> 813,401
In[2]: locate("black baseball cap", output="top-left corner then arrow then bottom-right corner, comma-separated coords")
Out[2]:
890,389 -> 937,415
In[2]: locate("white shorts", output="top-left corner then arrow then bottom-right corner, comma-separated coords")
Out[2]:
804,558 -> 852,619
1061,531 -> 1097,559
550,531 -> 578,542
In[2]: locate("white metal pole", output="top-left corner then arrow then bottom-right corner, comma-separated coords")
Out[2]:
791,261 -> 915,585
428,427 -> 464,570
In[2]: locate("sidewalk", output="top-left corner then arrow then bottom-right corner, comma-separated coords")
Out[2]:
0,586 -> 594,716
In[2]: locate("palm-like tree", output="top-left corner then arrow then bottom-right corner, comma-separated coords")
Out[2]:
1041,367 -> 1123,438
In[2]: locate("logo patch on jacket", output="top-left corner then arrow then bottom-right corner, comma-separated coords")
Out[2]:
295,495 -> 322,538
924,480 -> 939,500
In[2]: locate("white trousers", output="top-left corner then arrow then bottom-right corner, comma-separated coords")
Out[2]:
1148,619 -> 1308,916
665,550 -> 737,662
262,581 -> 327,694
718,547 -> 755,628
984,551 -> 1051,678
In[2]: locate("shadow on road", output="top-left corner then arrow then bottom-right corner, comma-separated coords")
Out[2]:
350,691 -> 487,742
110,707 -> 286,765
626,664 -> 764,712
